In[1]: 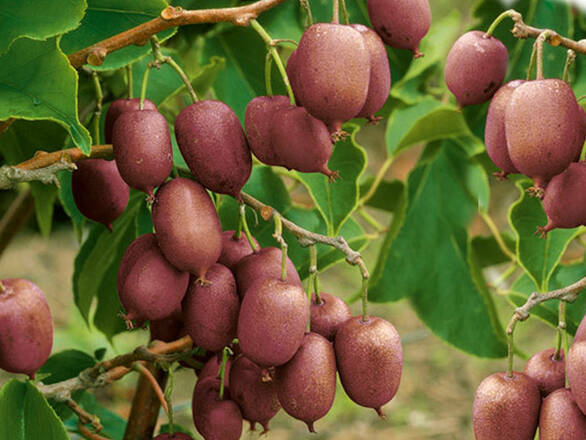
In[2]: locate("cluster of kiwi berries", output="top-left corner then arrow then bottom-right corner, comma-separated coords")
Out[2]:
445,27 -> 586,235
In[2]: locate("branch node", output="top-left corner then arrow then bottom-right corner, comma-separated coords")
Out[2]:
235,13 -> 256,26
260,205 -> 273,221
87,47 -> 107,66
161,6 -> 183,20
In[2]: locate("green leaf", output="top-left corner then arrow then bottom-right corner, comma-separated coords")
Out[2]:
0,38 -> 92,153
38,350 -> 96,385
0,0 -> 86,56
29,183 -> 58,237
57,171 -> 85,243
369,142 -> 507,357
64,392 -> 126,439
0,380 -> 69,440
471,233 -> 516,268
508,180 -> 580,291
292,124 -> 367,235
61,0 -> 176,71
359,178 -> 404,213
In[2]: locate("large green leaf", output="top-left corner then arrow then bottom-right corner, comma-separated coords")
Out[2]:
359,178 -> 404,213
0,380 -> 68,440
369,142 -> 507,357
291,124 -> 367,236
0,38 -> 91,153
57,171 -> 85,242
61,0 -> 176,71
38,350 -> 96,385
508,181 -> 580,291
472,233 -> 516,268
0,0 -> 86,56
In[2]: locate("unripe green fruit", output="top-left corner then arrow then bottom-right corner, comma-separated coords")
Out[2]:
310,292 -> 352,341
104,98 -> 156,144
192,377 -> 242,440
523,348 -> 565,397
539,388 -> 586,440
567,341 -> 586,414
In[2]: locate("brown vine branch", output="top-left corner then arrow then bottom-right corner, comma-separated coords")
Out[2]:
78,421 -> 111,440
0,159 -> 77,190
134,363 -> 169,416
67,397 -> 103,432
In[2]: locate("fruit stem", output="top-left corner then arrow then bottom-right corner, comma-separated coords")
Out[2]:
239,203 -> 259,252
338,0 -> 349,25
299,0 -> 314,26
126,64 -> 133,98
272,215 -> 288,282
360,277 -> 369,322
485,9 -> 518,37
505,318 -> 518,378
264,52 -> 273,96
553,301 -> 566,360
218,346 -> 232,400
331,0 -> 339,24
535,30 -> 551,80
90,71 -> 103,145
525,42 -> 537,81
139,62 -> 152,110
309,244 -> 321,303
562,49 -> 576,84
249,19 -> 296,106
164,366 -> 175,434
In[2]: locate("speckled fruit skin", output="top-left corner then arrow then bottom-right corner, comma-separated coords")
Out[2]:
117,234 -> 189,323
335,316 -> 402,416
229,356 -> 280,433
218,230 -> 260,271
233,247 -> 301,299
152,178 -> 222,281
310,292 -> 352,341
286,52 -> 302,106
182,264 -> 239,353
567,341 -> 586,414
277,332 -> 336,432
575,314 -> 586,343
199,356 -> 232,388
472,372 -> 540,440
484,81 -> 524,175
445,31 -> 508,107
238,278 -> 308,367
505,80 -> 585,189
72,159 -> 129,230
175,100 -> 252,200
350,24 -> 391,119
269,105 -> 335,178
150,306 -> 184,343
0,279 -> 53,378
245,95 -> 290,165
104,98 -> 156,144
367,0 -> 431,56
112,109 -> 172,198
539,388 -> 586,440
541,162 -> 586,233
152,433 -> 193,440
292,23 -> 370,132
523,348 -> 565,397
192,377 -> 242,440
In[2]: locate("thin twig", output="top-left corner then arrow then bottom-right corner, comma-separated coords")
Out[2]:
78,421 -> 111,440
134,363 -> 169,415
67,398 -> 102,432
0,159 -> 77,190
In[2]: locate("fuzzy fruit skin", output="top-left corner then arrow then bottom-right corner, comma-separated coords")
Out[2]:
277,332 -> 336,432
286,52 -> 302,106
72,159 -> 129,230
152,178 -> 222,281
244,96 -> 291,166
567,341 -> 586,414
541,162 -> 586,233
175,100 -> 252,200
198,356 -> 232,388
539,388 -> 586,440
233,247 -> 301,299
150,306 -> 185,343
484,81 -> 524,174
310,292 -> 352,341
506,80 -> 585,189
445,31 -> 508,107
335,316 -> 402,416
192,377 -> 242,440
153,434 -> 193,440
350,24 -> 391,119
473,372 -> 540,440
218,230 -> 259,271
229,356 -> 280,433
238,278 -> 308,367
367,0 -> 430,56
104,98 -> 156,144
292,23 -> 370,132
112,109 -> 172,198
523,348 -> 565,397
575,314 -> 586,343
0,279 -> 53,378
269,105 -> 335,178
117,234 -> 189,322
182,264 -> 240,353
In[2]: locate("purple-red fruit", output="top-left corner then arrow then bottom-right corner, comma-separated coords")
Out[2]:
523,348 -> 565,397
152,178 -> 222,281
182,264 -> 240,353
567,341 -> 586,414
367,0 -> 431,57
244,95 -> 290,165
291,23 -> 370,133
199,356 -> 232,388
484,81 -> 524,175
0,279 -> 53,379
539,388 -> 586,440
72,159 -> 129,230
575,314 -> 586,343
506,79 -> 585,190
175,100 -> 252,200
540,162 -> 586,234
286,52 -> 302,106
238,278 -> 308,367
276,332 -> 336,432
234,247 -> 301,299
445,31 -> 508,107
153,434 -> 193,440
104,98 -> 156,144
335,316 -> 402,416
473,372 -> 540,440
117,234 -> 189,323
112,109 -> 173,198
192,377 -> 242,440
218,230 -> 259,271
310,292 -> 352,341
229,356 -> 280,433
150,307 -> 184,342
